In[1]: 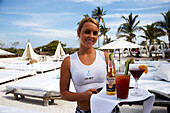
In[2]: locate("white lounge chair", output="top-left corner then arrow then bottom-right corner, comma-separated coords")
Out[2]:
6,69 -> 75,106
4,62 -> 62,73
0,69 -> 36,84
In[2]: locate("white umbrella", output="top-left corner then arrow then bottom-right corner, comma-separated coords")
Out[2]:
22,40 -> 38,60
99,38 -> 143,61
54,42 -> 66,59
99,38 -> 142,49
0,49 -> 15,56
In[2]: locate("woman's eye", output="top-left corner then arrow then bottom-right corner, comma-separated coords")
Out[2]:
93,31 -> 98,35
84,30 -> 90,34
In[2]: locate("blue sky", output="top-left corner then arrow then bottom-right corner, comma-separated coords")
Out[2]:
0,0 -> 169,49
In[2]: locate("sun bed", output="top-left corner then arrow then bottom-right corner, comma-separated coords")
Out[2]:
0,105 -> 47,113
0,69 -> 36,84
4,62 -> 62,73
6,69 -> 75,106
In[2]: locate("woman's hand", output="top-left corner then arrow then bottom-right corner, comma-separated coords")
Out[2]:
83,89 -> 98,101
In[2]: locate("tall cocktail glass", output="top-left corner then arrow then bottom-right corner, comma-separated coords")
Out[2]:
129,68 -> 145,96
115,72 -> 130,99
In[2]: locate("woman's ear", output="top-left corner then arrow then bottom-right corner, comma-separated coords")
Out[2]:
77,30 -> 80,38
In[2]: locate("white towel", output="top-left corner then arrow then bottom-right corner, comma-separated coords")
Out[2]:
90,87 -> 155,113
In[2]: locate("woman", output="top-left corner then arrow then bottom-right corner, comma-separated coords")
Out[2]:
60,17 -> 119,113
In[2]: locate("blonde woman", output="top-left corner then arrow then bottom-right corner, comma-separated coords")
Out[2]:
60,17 -> 119,113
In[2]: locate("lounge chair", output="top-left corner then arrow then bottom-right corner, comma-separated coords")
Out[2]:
0,69 -> 36,84
6,69 -> 75,106
4,62 -> 62,73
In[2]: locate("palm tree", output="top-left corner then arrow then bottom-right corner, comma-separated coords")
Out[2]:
155,10 -> 170,48
92,7 -> 107,47
77,14 -> 90,26
92,7 -> 107,24
117,13 -> 140,42
138,23 -> 166,56
99,23 -> 110,45
83,14 -> 90,18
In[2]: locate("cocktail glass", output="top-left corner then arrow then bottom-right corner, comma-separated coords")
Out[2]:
129,68 -> 145,96
115,72 -> 130,100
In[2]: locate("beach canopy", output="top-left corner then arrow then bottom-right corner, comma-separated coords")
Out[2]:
99,38 -> 143,61
99,38 -> 143,50
0,49 -> 15,56
54,42 -> 66,59
22,40 -> 38,60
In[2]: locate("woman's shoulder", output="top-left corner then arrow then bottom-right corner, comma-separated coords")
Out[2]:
96,50 -> 109,57
62,56 -> 70,65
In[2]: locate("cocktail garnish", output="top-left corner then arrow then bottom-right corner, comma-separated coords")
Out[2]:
124,59 -> 131,75
139,65 -> 148,74
109,53 -> 113,61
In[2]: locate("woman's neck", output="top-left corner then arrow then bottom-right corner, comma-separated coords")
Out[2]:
78,46 -> 95,55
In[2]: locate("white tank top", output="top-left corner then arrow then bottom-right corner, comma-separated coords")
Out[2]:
70,50 -> 107,93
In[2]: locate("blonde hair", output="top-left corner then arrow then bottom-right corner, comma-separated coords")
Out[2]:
78,17 -> 99,32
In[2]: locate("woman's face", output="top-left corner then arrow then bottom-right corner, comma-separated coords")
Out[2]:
77,22 -> 99,49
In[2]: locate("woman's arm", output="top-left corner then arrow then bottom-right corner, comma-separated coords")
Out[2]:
60,56 -> 97,102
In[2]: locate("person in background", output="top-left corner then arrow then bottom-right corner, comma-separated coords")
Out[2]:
60,17 -> 120,113
136,48 -> 140,58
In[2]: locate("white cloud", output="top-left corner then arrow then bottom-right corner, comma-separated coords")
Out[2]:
70,0 -> 169,5
70,0 -> 120,5
104,13 -> 161,19
17,28 -> 77,39
12,21 -> 44,27
1,11 -> 76,17
116,5 -> 164,11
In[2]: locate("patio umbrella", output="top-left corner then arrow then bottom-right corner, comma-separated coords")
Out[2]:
0,49 -> 15,56
99,38 -> 143,61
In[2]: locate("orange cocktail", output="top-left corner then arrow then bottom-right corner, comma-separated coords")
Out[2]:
115,73 -> 130,99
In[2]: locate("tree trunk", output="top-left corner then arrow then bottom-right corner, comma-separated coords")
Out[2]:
168,35 -> 170,49
149,41 -> 152,57
98,37 -> 100,47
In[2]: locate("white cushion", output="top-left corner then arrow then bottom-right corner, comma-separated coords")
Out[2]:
154,64 -> 170,81
147,61 -> 169,68
0,61 -> 6,67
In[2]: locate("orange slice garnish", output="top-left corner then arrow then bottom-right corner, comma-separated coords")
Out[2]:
139,65 -> 148,74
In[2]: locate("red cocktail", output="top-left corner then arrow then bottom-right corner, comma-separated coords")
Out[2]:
129,68 -> 145,80
115,73 -> 130,99
129,68 -> 145,96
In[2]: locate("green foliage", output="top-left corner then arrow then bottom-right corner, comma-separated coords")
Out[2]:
35,40 -> 66,56
3,48 -> 24,57
117,13 -> 140,42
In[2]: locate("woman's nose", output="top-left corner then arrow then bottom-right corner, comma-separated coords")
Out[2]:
89,32 -> 94,37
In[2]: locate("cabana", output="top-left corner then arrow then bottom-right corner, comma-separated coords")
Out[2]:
149,43 -> 165,59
